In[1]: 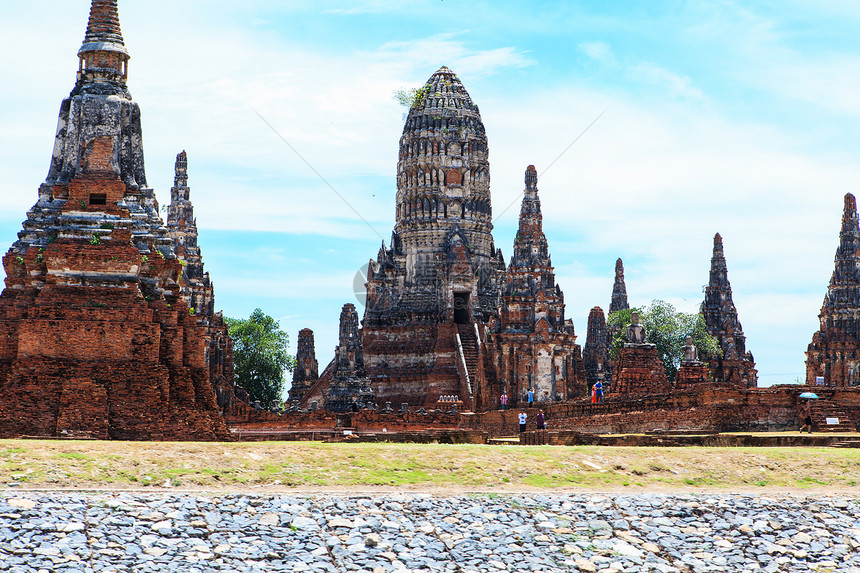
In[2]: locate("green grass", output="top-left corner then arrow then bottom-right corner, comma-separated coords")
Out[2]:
56,451 -> 92,461
0,439 -> 859,492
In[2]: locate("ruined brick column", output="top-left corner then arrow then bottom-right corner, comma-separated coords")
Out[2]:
701,233 -> 758,387
167,151 -> 214,317
609,258 -> 629,315
612,344 -> 669,395
612,313 -> 669,395
583,306 -> 611,393
0,0 -> 234,440
676,338 -> 709,388
807,194 -> 860,386
288,328 -> 319,404
361,67 -> 506,408
325,304 -> 375,412
487,166 -> 585,405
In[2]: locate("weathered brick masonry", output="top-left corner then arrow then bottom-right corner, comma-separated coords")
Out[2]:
0,0 -> 242,440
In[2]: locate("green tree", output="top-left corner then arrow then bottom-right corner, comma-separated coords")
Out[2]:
392,84 -> 430,109
608,300 -> 722,382
225,309 -> 296,409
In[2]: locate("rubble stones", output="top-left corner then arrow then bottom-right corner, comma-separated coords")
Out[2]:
0,492 -> 858,572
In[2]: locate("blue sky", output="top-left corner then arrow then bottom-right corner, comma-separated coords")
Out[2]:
3,0 -> 860,386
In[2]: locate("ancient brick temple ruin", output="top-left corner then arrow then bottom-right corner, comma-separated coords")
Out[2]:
296,65 -> 770,420
0,0 -> 242,440
287,328 -> 318,405
583,306 -> 611,393
609,258 -> 630,315
5,3 -> 859,439
807,193 -> 860,387
325,304 -> 375,412
701,233 -> 758,387
360,67 -> 506,409
582,259 -> 629,394
483,166 -> 585,407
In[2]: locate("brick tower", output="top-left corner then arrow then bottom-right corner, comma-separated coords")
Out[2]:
288,328 -> 319,404
609,258 -> 629,315
583,306 -> 611,393
701,233 -> 757,387
362,67 -> 506,408
325,304 -> 375,412
0,0 -> 234,439
806,194 -> 860,386
485,166 -> 584,406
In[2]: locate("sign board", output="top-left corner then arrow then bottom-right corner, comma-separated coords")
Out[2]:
826,417 -> 840,425
815,376 -> 825,385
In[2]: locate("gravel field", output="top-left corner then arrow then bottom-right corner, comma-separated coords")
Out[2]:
1,492 -> 859,572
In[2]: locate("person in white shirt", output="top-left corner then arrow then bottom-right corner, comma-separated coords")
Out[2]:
518,410 -> 527,433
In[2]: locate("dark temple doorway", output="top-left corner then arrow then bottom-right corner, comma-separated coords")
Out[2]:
454,292 -> 470,324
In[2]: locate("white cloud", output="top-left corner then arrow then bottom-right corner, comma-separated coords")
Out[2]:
628,63 -> 705,100
579,41 -> 614,63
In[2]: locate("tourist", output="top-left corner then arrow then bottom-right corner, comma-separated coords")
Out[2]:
500,392 -> 508,410
536,409 -> 546,430
591,384 -> 597,404
527,388 -> 534,406
799,399 -> 813,433
594,380 -> 604,403
518,410 -> 527,433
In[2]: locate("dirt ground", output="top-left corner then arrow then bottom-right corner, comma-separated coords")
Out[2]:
2,438 -> 859,495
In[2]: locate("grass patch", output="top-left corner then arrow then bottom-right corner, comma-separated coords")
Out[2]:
56,451 -> 92,461
0,440 -> 858,492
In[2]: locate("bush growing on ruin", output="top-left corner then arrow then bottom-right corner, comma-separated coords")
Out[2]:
608,300 -> 722,381
393,84 -> 431,109
226,309 -> 296,409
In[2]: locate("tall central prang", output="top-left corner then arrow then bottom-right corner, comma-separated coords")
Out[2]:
366,67 -> 504,327
362,67 -> 506,408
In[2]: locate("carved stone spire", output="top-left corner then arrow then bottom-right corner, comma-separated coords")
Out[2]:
702,233 -> 744,350
501,166 -> 566,332
583,306 -> 611,391
609,258 -> 629,315
806,194 -> 860,386
702,233 -> 757,386
167,151 -> 215,317
824,193 -> 860,315
325,304 -> 375,412
511,166 -> 548,269
78,0 -> 129,84
171,151 -> 190,203
364,65 -> 505,333
289,329 -> 319,404
36,0 -> 148,198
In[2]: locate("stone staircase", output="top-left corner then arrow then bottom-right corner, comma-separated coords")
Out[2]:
456,323 -> 480,384
831,439 -> 860,448
810,399 -> 857,432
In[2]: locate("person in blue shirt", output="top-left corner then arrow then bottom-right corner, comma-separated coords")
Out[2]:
527,388 -> 534,406
594,380 -> 604,403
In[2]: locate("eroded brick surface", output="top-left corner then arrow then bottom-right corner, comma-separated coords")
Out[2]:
807,193 -> 860,387
702,233 -> 758,387
0,0 -> 242,440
